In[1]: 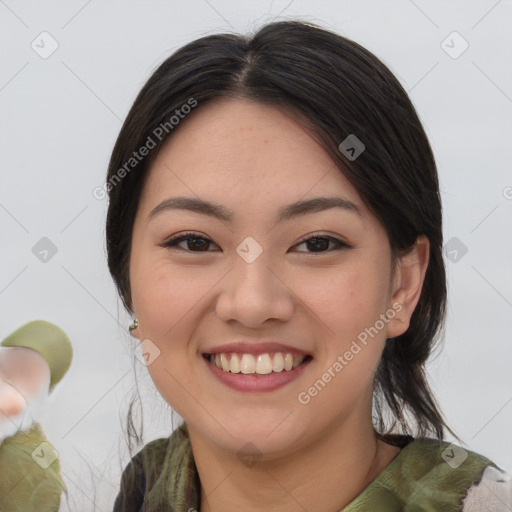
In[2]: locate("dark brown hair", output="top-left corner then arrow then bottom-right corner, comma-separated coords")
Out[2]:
106,19 -> 457,453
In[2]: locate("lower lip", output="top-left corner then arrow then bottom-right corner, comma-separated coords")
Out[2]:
203,355 -> 312,392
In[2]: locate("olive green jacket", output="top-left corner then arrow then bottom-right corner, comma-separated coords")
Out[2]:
0,423 -> 66,512
113,423 -> 500,511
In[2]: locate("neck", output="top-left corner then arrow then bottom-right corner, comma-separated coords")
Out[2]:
188,412 -> 401,512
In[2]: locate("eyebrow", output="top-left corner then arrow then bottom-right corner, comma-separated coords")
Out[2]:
148,196 -> 364,223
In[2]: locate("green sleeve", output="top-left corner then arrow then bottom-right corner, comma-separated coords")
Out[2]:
0,427 -> 65,512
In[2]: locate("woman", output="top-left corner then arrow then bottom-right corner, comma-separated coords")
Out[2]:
106,20 -> 510,511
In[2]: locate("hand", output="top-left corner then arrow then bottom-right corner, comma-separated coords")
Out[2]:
0,347 -> 50,439
0,346 -> 51,398
0,379 -> 27,419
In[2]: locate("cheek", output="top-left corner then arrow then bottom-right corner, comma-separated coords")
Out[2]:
131,255 -> 221,345
295,257 -> 388,339
131,259 -> 209,415
145,358 -> 201,423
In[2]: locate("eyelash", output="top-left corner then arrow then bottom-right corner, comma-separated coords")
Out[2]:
161,231 -> 351,254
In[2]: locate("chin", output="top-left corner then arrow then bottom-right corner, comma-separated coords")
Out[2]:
190,413 -> 307,460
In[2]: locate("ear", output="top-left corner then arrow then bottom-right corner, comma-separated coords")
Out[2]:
386,235 -> 430,339
129,319 -> 140,340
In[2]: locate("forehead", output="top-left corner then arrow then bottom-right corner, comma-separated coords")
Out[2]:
139,99 -> 368,222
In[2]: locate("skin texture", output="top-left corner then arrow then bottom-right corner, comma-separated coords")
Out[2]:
129,98 -> 429,511
0,382 -> 26,418
0,347 -> 50,438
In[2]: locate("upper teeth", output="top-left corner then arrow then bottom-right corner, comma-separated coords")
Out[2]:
209,352 -> 306,374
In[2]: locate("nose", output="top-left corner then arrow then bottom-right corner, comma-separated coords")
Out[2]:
215,249 -> 294,328
0,382 -> 27,419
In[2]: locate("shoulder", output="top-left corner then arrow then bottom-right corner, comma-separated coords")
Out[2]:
462,465 -> 512,511
398,438 -> 510,509
113,436 -> 170,512
113,425 -> 188,512
361,437 -> 503,509
395,437 -> 496,484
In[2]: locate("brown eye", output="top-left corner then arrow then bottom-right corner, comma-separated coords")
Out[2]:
293,234 -> 350,254
162,232 -> 218,252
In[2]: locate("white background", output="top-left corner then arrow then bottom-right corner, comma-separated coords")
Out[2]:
1,1 -> 511,510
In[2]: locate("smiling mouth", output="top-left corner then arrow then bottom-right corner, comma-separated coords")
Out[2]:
203,352 -> 313,376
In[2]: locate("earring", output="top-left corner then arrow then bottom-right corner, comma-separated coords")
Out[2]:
128,318 -> 138,333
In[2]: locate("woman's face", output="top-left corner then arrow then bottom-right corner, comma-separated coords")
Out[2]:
129,98 -> 420,457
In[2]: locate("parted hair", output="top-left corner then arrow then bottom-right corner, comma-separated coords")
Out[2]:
105,20 -> 457,456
